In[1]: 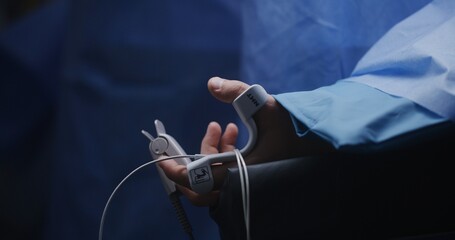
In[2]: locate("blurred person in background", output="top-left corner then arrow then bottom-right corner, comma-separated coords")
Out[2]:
1,0 -> 241,239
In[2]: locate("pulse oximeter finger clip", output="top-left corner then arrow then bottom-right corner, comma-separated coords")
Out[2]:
186,84 -> 268,194
141,120 -> 197,238
104,83 -> 269,240
100,84 -> 268,240
142,120 -> 192,195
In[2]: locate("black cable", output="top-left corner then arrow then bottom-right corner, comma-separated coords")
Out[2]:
169,192 -> 195,240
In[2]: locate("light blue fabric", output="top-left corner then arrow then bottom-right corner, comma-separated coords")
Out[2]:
349,0 -> 455,122
241,0 -> 431,92
274,81 -> 447,148
237,0 -> 433,146
273,0 -> 453,148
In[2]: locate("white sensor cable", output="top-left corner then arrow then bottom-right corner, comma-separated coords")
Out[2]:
234,149 -> 251,240
98,154 -> 203,240
99,152 -> 252,240
99,152 -> 251,240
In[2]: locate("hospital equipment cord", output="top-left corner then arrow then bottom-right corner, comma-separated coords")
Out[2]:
235,149 -> 251,240
98,155 -> 199,240
99,152 -> 250,240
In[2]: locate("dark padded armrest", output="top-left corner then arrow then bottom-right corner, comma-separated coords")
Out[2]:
210,122 -> 455,240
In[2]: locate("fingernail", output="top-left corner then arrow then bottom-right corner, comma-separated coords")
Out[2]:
211,77 -> 224,91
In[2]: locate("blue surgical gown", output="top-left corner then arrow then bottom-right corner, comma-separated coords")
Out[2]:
245,0 -> 453,149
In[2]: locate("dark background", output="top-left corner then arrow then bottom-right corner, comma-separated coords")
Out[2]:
0,1 -> 435,240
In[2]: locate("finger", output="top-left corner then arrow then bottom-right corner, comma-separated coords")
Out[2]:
200,122 -> 222,154
177,185 -> 220,207
220,123 -> 238,152
207,77 -> 250,103
157,158 -> 190,188
208,76 -> 275,132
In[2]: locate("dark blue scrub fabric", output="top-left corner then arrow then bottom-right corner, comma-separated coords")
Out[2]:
232,0 -> 433,147
1,0 -> 242,239
0,1 -> 67,240
240,0 -> 432,92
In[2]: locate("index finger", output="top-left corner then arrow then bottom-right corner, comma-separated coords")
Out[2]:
157,157 -> 191,189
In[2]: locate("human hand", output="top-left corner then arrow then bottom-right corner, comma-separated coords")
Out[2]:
158,77 -> 334,206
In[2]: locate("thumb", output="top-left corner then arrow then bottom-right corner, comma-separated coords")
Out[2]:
207,77 -> 250,103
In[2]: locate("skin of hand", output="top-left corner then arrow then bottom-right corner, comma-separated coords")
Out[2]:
158,77 -> 334,206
